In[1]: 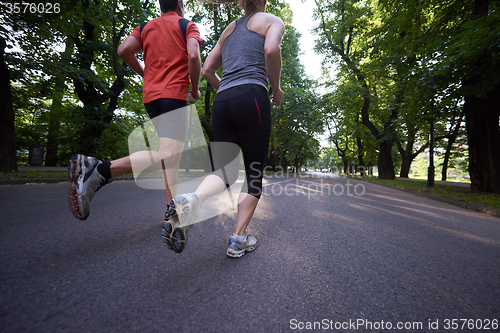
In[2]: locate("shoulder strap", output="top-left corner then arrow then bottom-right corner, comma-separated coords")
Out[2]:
139,22 -> 147,36
179,18 -> 189,42
139,19 -> 189,42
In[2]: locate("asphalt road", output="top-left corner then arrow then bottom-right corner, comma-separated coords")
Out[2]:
1,173 -> 499,332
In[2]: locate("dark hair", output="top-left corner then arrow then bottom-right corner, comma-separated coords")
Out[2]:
159,0 -> 181,13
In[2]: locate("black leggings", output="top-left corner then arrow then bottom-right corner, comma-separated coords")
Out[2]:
211,84 -> 271,199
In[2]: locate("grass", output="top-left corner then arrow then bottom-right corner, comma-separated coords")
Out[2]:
357,177 -> 500,210
408,174 -> 470,183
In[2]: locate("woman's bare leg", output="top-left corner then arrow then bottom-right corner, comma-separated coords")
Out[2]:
234,193 -> 259,236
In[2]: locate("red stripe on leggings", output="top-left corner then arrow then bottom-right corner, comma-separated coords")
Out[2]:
254,97 -> 261,126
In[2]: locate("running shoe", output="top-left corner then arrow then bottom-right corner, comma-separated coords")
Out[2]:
162,193 -> 199,253
68,154 -> 109,220
226,232 -> 257,258
161,204 -> 190,254
171,193 -> 199,226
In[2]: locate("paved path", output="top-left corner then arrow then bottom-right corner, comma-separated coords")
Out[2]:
1,173 -> 499,332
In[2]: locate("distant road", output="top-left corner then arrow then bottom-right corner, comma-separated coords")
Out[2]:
1,174 -> 498,332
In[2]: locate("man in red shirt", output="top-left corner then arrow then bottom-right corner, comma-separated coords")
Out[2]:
68,0 -> 202,245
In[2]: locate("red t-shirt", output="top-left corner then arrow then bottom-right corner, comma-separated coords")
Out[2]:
131,12 -> 201,103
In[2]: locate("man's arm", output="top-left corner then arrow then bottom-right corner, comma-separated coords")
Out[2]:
118,35 -> 144,77
264,17 -> 285,106
187,37 -> 202,100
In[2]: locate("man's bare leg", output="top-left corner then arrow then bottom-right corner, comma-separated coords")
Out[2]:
110,137 -> 184,201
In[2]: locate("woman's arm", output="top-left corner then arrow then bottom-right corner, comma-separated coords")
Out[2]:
202,42 -> 222,90
264,17 -> 285,106
202,22 -> 235,90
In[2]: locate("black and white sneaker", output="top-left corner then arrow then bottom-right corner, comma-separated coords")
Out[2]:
162,203 -> 192,253
68,154 -> 109,220
162,193 -> 199,253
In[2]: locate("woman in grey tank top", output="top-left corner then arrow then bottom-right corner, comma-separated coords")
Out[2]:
168,0 -> 285,258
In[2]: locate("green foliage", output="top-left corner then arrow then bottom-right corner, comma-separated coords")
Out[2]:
7,0 -> 493,183
311,0 -> 497,184
4,0 -> 157,163
270,23 -> 323,170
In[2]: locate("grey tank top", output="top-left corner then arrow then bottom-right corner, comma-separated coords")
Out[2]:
218,13 -> 268,92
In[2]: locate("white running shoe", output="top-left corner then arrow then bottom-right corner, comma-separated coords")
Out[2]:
226,232 -> 257,258
171,193 -> 199,227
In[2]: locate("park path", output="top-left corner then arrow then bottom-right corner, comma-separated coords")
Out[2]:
0,173 -> 498,332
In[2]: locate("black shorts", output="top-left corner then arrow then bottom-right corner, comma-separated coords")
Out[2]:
144,98 -> 188,141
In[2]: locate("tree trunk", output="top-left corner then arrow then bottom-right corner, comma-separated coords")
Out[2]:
377,142 -> 395,179
397,130 -> 416,178
72,13 -> 111,155
333,137 -> 347,174
202,83 -> 214,142
441,113 -> 464,181
356,136 -> 365,176
0,38 -> 18,173
399,153 -> 412,178
45,38 -> 72,166
72,0 -> 137,156
462,0 -> 500,193
463,84 -> 500,193
44,89 -> 63,166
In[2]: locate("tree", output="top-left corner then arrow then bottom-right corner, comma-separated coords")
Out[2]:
68,0 -> 153,156
440,109 -> 465,181
314,0 -> 499,191
459,0 -> 500,193
3,0 -> 155,166
45,39 -> 73,166
413,0 -> 500,192
0,37 -> 17,172
269,23 -> 322,171
314,0 -> 398,179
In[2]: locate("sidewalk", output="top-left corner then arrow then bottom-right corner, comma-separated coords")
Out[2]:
403,177 -> 471,188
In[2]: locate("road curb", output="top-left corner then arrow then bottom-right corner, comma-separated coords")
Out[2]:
0,177 -> 136,186
0,178 -> 69,185
350,177 -> 500,219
